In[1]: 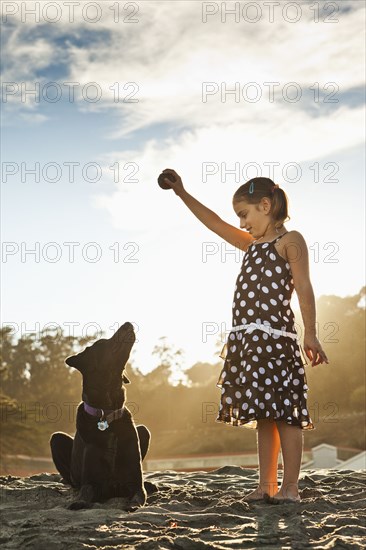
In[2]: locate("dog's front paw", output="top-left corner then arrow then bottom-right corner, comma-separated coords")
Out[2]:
68,484 -> 95,510
126,489 -> 146,512
68,500 -> 93,510
144,480 -> 159,495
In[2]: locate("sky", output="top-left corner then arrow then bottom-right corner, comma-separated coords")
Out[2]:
1,0 -> 365,378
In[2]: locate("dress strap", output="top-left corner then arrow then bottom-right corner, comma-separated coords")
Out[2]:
253,231 -> 288,246
274,232 -> 288,243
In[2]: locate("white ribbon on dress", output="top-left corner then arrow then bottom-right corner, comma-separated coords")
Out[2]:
219,321 -> 300,360
230,322 -> 299,341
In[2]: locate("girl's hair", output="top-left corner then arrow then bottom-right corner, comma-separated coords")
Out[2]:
233,177 -> 290,229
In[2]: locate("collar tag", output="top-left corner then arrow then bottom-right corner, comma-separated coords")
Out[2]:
97,419 -> 109,431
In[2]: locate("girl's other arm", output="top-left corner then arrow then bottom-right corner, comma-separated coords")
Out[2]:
161,168 -> 253,252
286,231 -> 329,366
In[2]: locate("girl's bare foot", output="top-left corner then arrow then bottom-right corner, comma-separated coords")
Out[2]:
242,487 -> 264,501
265,487 -> 301,503
243,485 -> 279,501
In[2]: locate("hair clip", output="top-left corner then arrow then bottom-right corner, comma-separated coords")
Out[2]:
249,181 -> 254,194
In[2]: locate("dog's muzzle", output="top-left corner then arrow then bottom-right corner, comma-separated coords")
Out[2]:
84,402 -> 125,431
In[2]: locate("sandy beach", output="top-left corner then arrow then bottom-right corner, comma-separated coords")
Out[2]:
1,465 -> 365,549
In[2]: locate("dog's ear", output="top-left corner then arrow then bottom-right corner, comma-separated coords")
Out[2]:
122,373 -> 131,384
65,354 -> 83,372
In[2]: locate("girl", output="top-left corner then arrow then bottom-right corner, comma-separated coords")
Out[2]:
161,169 -> 329,504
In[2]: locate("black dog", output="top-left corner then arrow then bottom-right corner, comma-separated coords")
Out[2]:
50,322 -> 157,510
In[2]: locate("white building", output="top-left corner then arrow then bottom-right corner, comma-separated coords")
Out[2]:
301,443 -> 366,470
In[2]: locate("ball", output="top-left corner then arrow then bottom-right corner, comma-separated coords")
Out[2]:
158,172 -> 176,190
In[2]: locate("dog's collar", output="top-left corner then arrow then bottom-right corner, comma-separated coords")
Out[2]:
83,402 -> 125,431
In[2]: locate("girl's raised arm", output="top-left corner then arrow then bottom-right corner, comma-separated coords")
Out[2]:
161,168 -> 253,252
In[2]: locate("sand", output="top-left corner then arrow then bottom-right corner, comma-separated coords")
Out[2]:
1,466 -> 365,549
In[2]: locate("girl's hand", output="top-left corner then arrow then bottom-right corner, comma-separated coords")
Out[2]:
303,334 -> 329,367
162,168 -> 185,196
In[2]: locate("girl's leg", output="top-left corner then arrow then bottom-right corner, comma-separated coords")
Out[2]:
257,418 -> 281,496
274,420 -> 303,499
243,418 -> 280,500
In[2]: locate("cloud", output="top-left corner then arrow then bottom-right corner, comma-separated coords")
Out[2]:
1,1 -> 365,132
2,0 -> 365,230
93,96 -> 364,234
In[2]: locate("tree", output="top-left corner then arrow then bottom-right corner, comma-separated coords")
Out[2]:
149,336 -> 188,387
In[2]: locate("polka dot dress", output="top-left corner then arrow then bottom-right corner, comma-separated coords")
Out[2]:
216,234 -> 315,431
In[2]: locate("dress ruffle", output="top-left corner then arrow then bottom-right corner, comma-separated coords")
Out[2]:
216,328 -> 314,430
